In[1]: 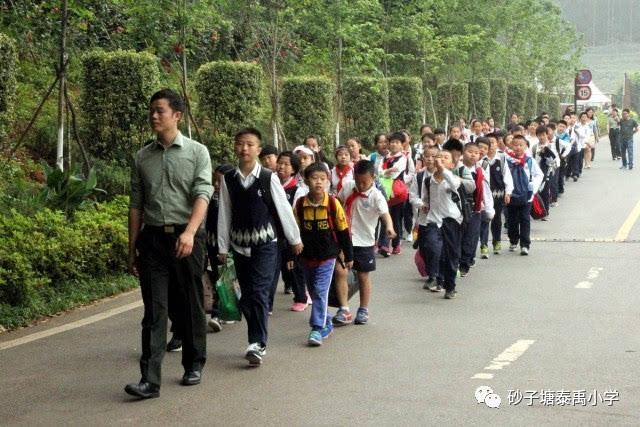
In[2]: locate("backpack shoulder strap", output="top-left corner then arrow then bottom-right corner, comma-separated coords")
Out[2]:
416,170 -> 425,198
326,194 -> 339,243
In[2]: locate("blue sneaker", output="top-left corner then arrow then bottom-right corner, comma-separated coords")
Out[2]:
621,165 -> 628,170
308,330 -> 322,346
354,309 -> 369,325
320,323 -> 334,339
332,308 -> 352,325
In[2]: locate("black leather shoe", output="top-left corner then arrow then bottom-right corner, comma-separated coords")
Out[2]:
181,370 -> 201,386
124,381 -> 160,399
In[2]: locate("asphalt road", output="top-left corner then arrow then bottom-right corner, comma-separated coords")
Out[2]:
1,137 -> 639,426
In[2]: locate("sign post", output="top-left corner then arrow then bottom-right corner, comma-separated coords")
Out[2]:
574,69 -> 592,112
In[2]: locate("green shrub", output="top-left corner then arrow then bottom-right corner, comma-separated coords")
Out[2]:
489,79 -> 507,127
537,93 -> 549,117
435,83 -> 469,126
524,87 -> 538,120
388,77 -> 423,135
468,80 -> 490,119
424,86 -> 438,126
81,50 -> 160,164
196,61 -> 263,135
39,162 -> 106,217
0,196 -> 129,307
342,77 -> 389,149
596,111 -> 609,136
281,76 -> 335,152
94,159 -> 131,200
0,33 -> 18,144
506,83 -> 527,121
548,95 -> 561,118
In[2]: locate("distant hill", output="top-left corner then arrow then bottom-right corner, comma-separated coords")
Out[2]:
554,0 -> 640,95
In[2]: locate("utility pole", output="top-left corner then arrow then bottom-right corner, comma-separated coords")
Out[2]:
56,0 -> 68,171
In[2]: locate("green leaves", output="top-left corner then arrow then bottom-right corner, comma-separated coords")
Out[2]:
0,33 -> 18,145
39,161 -> 107,217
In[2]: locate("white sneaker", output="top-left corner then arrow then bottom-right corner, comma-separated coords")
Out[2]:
208,317 -> 222,333
405,233 -> 413,243
245,343 -> 266,366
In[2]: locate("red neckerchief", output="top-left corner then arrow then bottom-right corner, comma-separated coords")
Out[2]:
505,148 -> 527,166
344,187 -> 368,227
474,165 -> 484,212
283,175 -> 298,191
382,153 -> 401,170
334,165 -> 352,193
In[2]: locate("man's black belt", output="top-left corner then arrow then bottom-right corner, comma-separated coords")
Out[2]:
144,224 -> 188,234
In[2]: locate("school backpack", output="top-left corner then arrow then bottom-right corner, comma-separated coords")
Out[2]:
294,193 -> 340,244
455,167 -> 474,226
507,157 -> 533,206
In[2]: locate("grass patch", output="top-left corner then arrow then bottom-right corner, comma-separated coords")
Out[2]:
0,273 -> 138,330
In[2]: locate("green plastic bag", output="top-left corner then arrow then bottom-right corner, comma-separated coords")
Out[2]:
216,254 -> 242,322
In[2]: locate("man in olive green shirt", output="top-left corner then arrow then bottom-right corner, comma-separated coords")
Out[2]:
125,89 -> 213,399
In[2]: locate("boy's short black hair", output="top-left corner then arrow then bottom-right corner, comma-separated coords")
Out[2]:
495,130 -> 507,138
434,128 -> 445,135
535,125 -> 548,136
558,119 -> 568,126
464,142 -> 479,151
259,144 -> 278,158
485,132 -> 497,141
443,138 -> 464,153
515,125 -> 525,132
215,163 -> 235,175
150,88 -> 184,113
476,137 -> 490,147
354,159 -> 376,176
421,132 -> 435,142
505,123 -> 516,132
579,112 -> 588,118
303,162 -> 329,180
512,134 -> 527,144
623,108 -> 630,113
388,131 -> 406,143
277,151 -> 301,175
547,123 -> 556,131
235,127 -> 262,143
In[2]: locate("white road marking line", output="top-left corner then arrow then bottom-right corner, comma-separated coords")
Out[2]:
575,281 -> 593,289
0,300 -> 143,351
472,339 -> 535,379
586,267 -> 603,280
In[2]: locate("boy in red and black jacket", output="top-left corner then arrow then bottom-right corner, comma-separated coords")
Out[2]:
293,162 -> 353,347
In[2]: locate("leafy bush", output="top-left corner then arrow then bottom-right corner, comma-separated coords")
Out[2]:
537,93 -> 549,117
489,79 -> 507,127
548,95 -> 561,118
506,83 -> 527,120
435,83 -> 469,126
424,86 -> 438,126
0,196 -> 129,307
524,87 -> 538,120
196,61 -> 263,135
39,162 -> 106,216
0,33 -> 18,145
81,50 -> 160,164
468,80 -> 490,119
281,76 -> 335,152
388,77 -> 423,135
342,77 -> 389,149
93,159 -> 131,200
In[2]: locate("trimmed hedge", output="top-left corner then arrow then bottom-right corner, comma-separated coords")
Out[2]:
82,50 -> 160,164
506,83 -> 527,121
537,93 -> 549,117
524,87 -> 538,120
281,76 -> 334,152
0,196 -> 129,307
197,61 -> 262,161
342,77 -> 389,149
468,80 -> 490,119
424,86 -> 438,126
0,33 -> 18,143
489,79 -> 507,127
388,77 -> 423,135
548,95 -> 561,118
435,83 -> 469,126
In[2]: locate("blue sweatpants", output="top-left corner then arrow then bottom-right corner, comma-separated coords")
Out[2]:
302,259 -> 336,331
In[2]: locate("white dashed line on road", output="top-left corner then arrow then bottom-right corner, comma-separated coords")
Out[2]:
471,339 -> 536,380
575,267 -> 603,289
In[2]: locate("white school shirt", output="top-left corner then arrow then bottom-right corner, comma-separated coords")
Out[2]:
378,152 -> 407,180
329,165 -> 354,195
468,133 -> 484,144
520,157 -> 544,201
525,135 -> 539,158
487,151 -> 514,196
338,181 -> 388,247
402,149 -> 416,185
217,162 -> 302,257
422,169 -> 463,227
409,170 -> 433,227
475,160 -> 494,218
554,133 -> 572,159
574,123 -> 592,150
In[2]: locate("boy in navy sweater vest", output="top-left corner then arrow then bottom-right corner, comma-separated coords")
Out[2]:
218,128 -> 302,366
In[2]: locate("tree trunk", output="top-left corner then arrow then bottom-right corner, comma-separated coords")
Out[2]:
56,0 -> 68,171
181,0 -> 192,138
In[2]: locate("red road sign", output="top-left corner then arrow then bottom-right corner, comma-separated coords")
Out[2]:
576,69 -> 592,85
576,85 -> 592,101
